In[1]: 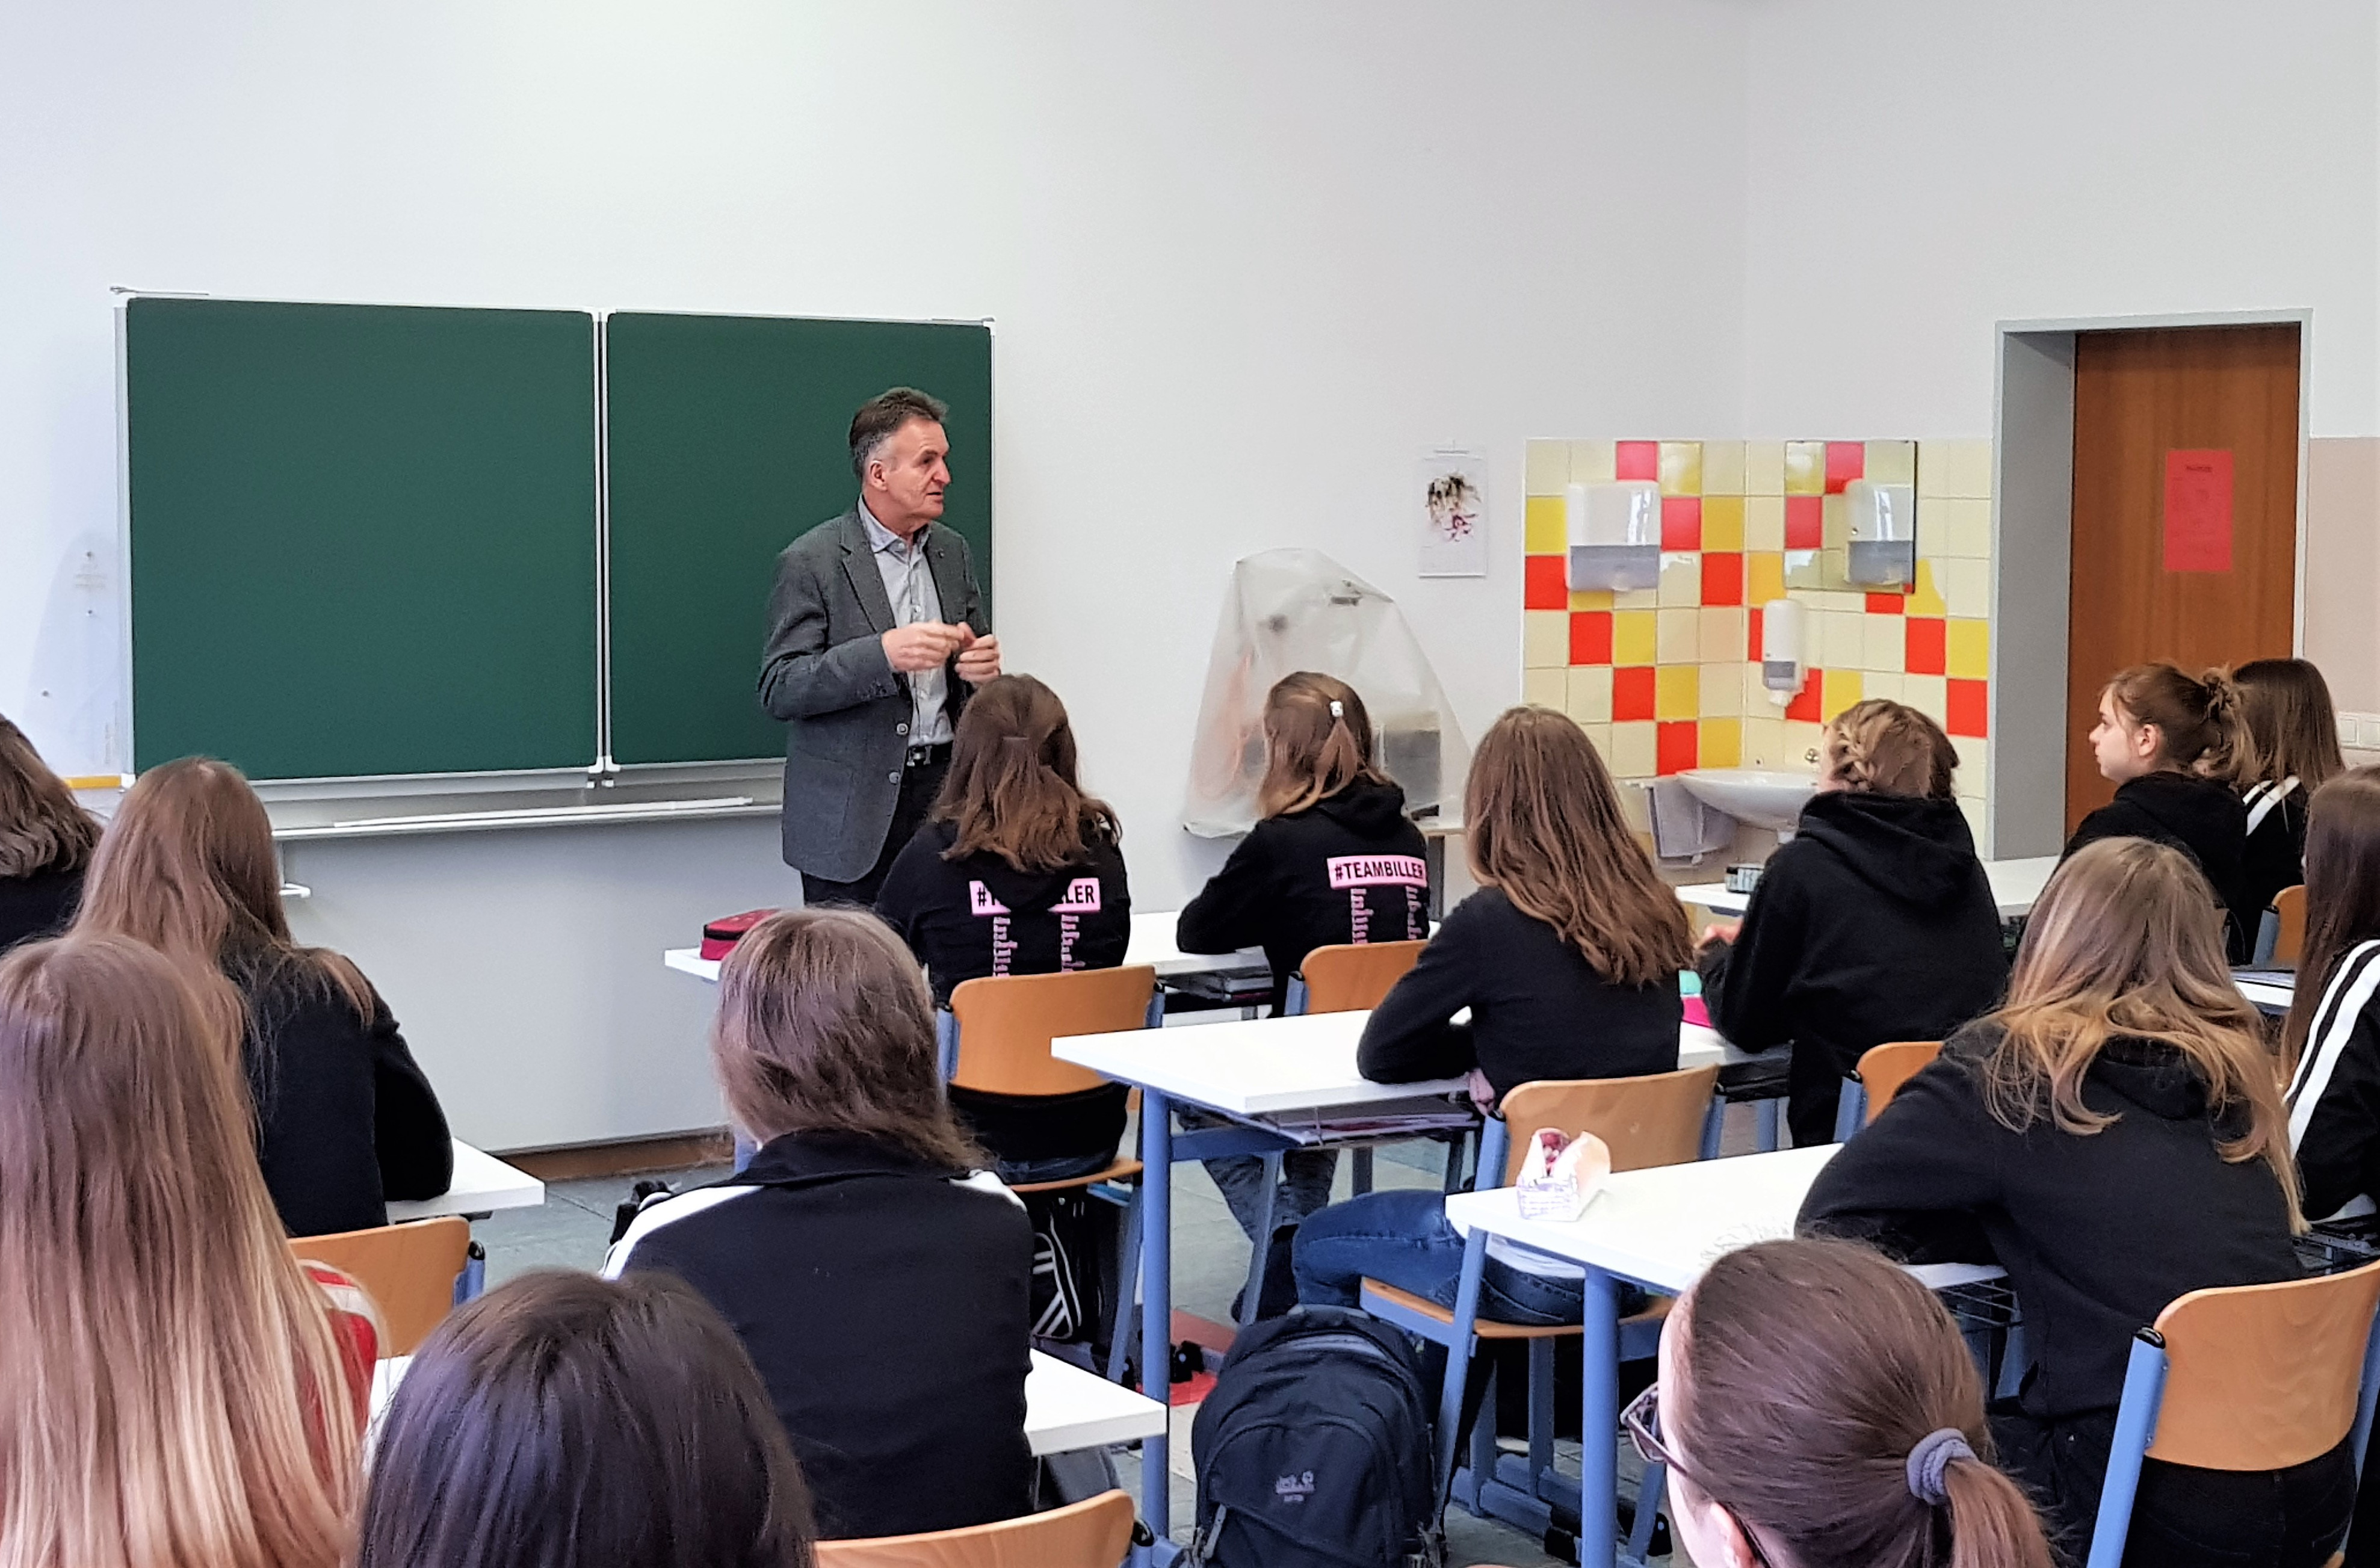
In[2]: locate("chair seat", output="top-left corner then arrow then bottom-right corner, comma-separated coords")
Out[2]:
1362,1279 -> 1671,1341
1009,1156 -> 1143,1194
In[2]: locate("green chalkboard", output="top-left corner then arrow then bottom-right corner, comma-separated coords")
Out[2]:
126,298 -> 599,779
604,314 -> 993,767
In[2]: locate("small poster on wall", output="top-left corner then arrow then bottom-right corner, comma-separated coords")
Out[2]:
1417,447 -> 1490,577
2163,448 -> 2234,573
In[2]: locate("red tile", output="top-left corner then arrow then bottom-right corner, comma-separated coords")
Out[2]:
1615,441 -> 1659,481
1947,679 -> 1989,738
1785,495 -> 1823,550
1825,441 -> 1865,494
1569,610 -> 1613,665
1661,496 -> 1702,551
1904,617 -> 1946,676
1785,673 -> 1822,723
1865,591 -> 1906,615
1701,551 -> 1743,607
1657,720 -> 1699,776
1746,605 -> 1764,661
1525,554 -> 1568,611
1612,666 -> 1657,722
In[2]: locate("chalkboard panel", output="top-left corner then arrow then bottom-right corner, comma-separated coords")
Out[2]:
603,313 -> 992,767
125,298 -> 599,779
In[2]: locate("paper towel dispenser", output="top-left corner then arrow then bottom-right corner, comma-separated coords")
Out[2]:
1565,481 -> 1661,592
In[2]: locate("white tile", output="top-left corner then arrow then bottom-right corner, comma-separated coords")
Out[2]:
1577,721 -> 1613,761
1918,439 -> 1956,500
1657,607 -> 1700,664
1744,495 -> 1785,552
1699,606 -> 1746,662
1865,613 -> 1907,671
1657,552 -> 1702,607
1614,587 -> 1660,611
1745,441 -> 1786,495
1742,716 -> 1787,767
1570,440 -> 1618,485
1566,664 -> 1613,726
1930,497 -> 1992,561
1822,610 -> 1868,670
1784,721 -> 1827,767
1523,666 -> 1566,708
1701,441 -> 1746,496
1945,557 -> 1991,618
1609,724 -> 1657,779
1903,673 -> 1949,723
1524,610 -> 1569,669
1947,439 -> 1995,499
1958,796 -> 1989,845
1700,662 -> 1744,717
1865,669 -> 1905,703
1525,440 -> 1571,497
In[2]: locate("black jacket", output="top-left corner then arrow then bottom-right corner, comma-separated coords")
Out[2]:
1801,1022 -> 2304,1422
2241,776 -> 2311,924
0,865 -> 81,953
1358,886 -> 1680,1102
234,952 -> 453,1238
1177,780 -> 1430,1014
2065,771 -> 2252,960
606,1131 -> 1036,1541
2286,938 -> 2380,1221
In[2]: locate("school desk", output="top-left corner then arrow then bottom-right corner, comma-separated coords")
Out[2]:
386,1141 -> 545,1221
1674,854 -> 2060,920
664,909 -> 1267,984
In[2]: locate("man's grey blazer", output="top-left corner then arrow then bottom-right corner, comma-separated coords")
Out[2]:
757,508 -> 988,880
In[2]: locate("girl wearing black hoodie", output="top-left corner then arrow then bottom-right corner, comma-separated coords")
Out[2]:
1698,698 -> 2006,1146
0,715 -> 99,954
2283,767 -> 2380,1223
2235,656 -> 2346,926
877,674 -> 1132,1182
1802,838 -> 2347,1567
2065,661 -> 2255,961
1176,673 -> 1430,1239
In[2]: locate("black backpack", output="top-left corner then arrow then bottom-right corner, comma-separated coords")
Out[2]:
1187,1305 -> 1444,1568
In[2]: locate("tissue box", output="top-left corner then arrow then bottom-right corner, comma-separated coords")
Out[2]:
1515,1128 -> 1612,1221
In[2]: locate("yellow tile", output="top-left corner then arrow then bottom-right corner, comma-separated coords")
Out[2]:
1698,605 -> 1745,662
1699,662 -> 1743,717
1613,610 -> 1657,666
1525,440 -> 1571,497
1698,718 -> 1742,769
1743,495 -> 1784,552
1656,607 -> 1700,664
1701,441 -> 1745,496
1864,439 -> 1917,487
1525,495 -> 1568,555
1524,610 -> 1569,669
1946,557 -> 1991,618
1908,559 -> 1948,616
1784,440 -> 1826,496
1523,667 -> 1566,709
1659,441 -> 1702,497
1657,552 -> 1701,607
1609,721 -> 1657,779
1570,440 -> 1617,485
1820,668 -> 1865,722
1568,587 -> 1615,611
1656,663 -> 1701,721
1701,495 -> 1745,552
1566,664 -> 1613,725
1903,673 -> 1948,723
1947,617 -> 1991,680
1746,551 -> 1787,608
1745,441 -> 1785,495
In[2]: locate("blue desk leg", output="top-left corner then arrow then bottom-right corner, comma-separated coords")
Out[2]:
1580,1265 -> 1621,1568
1140,1089 -> 1175,1543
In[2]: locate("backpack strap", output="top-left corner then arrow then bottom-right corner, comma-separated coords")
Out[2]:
2246,776 -> 2300,836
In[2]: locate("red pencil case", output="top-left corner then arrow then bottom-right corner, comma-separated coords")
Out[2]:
700,910 -> 777,961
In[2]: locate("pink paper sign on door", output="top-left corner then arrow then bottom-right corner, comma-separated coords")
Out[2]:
2163,449 -> 2234,573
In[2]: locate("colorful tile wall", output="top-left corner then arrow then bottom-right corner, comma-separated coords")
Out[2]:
1524,439 -> 1998,842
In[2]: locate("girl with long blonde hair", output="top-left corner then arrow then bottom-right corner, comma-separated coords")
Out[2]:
0,933 -> 377,1568
1804,838 -> 2341,1564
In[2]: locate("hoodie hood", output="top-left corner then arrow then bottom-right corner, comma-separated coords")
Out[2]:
1794,789 -> 1985,907
935,823 -> 1114,917
1308,778 -> 1414,839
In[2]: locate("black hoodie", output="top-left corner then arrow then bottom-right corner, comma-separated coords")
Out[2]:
1176,779 -> 1430,1014
2065,770 -> 2252,960
1699,789 -> 2007,1144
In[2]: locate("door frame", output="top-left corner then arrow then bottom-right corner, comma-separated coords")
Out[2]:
1988,309 -> 2312,858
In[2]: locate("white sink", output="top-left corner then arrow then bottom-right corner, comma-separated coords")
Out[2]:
1677,768 -> 1816,832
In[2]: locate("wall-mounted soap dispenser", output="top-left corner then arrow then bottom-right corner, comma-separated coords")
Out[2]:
1843,479 -> 1916,587
1565,480 -> 1661,591
1761,597 -> 1806,705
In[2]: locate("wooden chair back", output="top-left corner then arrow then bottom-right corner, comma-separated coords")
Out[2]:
948,966 -> 1157,1097
2273,884 -> 2308,967
2145,1262 -> 2380,1470
1298,940 -> 1427,1014
814,1488 -> 1136,1567
1498,1065 -> 1721,1183
289,1215 -> 471,1356
1855,1040 -> 1943,1125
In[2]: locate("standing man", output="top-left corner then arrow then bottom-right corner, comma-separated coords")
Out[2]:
759,387 -> 999,906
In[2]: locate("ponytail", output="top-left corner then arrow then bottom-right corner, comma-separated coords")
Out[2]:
1942,1451 -> 2057,1568
2104,662 -> 2251,782
1256,673 -> 1392,818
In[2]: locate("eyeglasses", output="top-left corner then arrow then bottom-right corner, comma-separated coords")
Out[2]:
1622,1383 -> 1773,1568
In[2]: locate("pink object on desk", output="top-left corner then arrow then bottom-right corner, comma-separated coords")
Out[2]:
1682,996 -> 1712,1029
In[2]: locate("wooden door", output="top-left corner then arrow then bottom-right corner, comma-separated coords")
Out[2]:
2065,325 -> 2299,830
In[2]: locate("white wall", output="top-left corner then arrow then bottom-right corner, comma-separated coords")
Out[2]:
1739,0 -> 2380,438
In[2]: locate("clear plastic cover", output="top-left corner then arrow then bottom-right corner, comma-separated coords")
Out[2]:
1182,548 -> 1472,838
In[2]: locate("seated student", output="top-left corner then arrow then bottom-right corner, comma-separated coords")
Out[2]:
1640,1237 -> 2052,1568
0,933 -> 377,1568
0,712 -> 100,952
607,907 -> 1034,1541
876,673 -> 1131,1182
1293,705 -> 1690,1323
1698,698 -> 2007,1146
2065,661 -> 2255,961
1802,838 -> 2350,1566
2283,767 -> 2380,1221
1176,672 -> 1430,1239
357,1269 -> 815,1568
2236,656 -> 2346,926
72,758 -> 452,1236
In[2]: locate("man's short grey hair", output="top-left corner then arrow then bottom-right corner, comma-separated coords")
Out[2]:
848,387 -> 950,484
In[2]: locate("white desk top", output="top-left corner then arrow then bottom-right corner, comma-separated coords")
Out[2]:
1053,1008 -> 1730,1119
369,1347 -> 1162,1457
1444,1144 -> 1998,1296
2238,975 -> 2295,1013
386,1142 -> 545,1222
666,909 -> 1266,986
1675,854 -> 2060,919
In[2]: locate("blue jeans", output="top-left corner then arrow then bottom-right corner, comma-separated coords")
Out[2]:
1293,1188 -> 1630,1328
